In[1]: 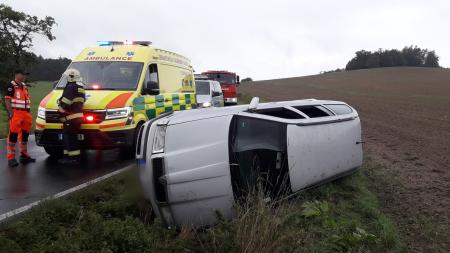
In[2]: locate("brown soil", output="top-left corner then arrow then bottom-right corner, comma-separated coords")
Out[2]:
239,67 -> 450,252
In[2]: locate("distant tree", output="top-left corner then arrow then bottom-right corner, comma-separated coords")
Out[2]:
366,53 -> 380,68
0,4 -> 56,94
0,4 -> 56,65
401,46 -> 426,66
345,50 -> 372,70
241,77 -> 253,83
424,51 -> 440,67
389,49 -> 406,66
320,68 -> 344,74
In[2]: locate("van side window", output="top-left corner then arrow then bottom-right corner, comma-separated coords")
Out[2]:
143,64 -> 159,94
293,105 -> 333,118
255,107 -> 304,119
149,64 -> 159,86
215,83 -> 223,94
325,104 -> 353,115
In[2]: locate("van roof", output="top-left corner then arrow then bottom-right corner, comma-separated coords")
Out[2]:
166,99 -> 353,125
73,44 -> 192,68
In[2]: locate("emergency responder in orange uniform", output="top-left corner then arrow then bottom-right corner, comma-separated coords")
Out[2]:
57,69 -> 85,165
4,69 -> 36,167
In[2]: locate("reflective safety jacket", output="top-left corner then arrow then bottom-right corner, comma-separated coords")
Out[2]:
58,81 -> 85,121
4,81 -> 31,111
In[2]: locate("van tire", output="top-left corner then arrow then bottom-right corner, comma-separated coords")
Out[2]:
120,123 -> 144,159
44,146 -> 64,158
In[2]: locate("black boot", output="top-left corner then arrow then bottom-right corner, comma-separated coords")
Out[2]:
8,159 -> 19,167
19,154 -> 36,164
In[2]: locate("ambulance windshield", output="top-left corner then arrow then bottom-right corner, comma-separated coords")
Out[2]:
56,61 -> 143,90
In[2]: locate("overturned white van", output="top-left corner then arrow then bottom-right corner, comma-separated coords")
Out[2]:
136,98 -> 363,228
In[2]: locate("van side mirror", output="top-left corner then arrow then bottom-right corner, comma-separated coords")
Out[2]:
143,81 -> 160,95
248,97 -> 259,112
212,91 -> 221,97
236,75 -> 240,84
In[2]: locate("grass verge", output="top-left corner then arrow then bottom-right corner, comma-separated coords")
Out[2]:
0,81 -> 53,138
0,160 -> 405,253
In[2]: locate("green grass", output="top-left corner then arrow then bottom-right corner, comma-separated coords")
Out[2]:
0,162 -> 405,253
0,81 -> 53,138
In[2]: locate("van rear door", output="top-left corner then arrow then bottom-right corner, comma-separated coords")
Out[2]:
286,116 -> 363,192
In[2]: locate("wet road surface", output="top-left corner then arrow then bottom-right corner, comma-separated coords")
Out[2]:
0,136 -> 134,218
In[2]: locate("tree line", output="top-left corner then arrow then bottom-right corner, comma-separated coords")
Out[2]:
345,46 -> 440,70
28,56 -> 71,81
0,4 -> 64,97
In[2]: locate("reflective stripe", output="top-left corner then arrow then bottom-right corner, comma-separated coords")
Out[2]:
60,97 -> 72,105
72,97 -> 85,103
78,88 -> 85,93
67,150 -> 80,156
11,99 -> 29,104
11,103 -> 26,108
64,150 -> 68,154
11,99 -> 30,104
7,150 -> 15,154
66,113 -> 83,120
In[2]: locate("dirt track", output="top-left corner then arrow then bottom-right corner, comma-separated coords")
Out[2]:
240,67 -> 450,251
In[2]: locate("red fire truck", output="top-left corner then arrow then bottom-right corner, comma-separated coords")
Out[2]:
202,70 -> 239,105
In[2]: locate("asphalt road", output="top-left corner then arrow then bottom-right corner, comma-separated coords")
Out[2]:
0,136 -> 134,218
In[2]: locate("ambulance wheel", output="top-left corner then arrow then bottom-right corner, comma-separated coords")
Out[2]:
44,146 -> 64,158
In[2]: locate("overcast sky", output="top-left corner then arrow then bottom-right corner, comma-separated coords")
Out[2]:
3,0 -> 450,80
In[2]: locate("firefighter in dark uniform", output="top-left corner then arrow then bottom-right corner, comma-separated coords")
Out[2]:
57,68 -> 85,164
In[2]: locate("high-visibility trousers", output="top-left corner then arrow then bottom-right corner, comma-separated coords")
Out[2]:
62,117 -> 82,157
7,110 -> 32,160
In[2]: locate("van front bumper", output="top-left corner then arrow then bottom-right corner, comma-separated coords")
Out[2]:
35,128 -> 135,149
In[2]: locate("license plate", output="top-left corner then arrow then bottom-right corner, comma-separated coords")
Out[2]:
58,134 -> 84,141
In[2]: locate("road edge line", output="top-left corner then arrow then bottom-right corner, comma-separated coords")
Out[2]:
0,164 -> 134,222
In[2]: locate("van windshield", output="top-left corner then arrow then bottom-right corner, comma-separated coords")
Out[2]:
195,81 -> 211,95
56,61 -> 143,90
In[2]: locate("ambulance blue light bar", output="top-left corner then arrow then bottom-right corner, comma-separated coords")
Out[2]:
97,41 -> 152,46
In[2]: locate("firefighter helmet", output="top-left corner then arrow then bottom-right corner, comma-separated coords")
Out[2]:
64,68 -> 82,83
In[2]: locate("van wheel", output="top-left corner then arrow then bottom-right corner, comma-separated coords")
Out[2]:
120,123 -> 144,159
44,146 -> 64,158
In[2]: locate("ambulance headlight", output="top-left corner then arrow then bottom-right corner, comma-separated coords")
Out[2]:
105,107 -> 132,120
37,107 -> 46,119
153,125 -> 167,154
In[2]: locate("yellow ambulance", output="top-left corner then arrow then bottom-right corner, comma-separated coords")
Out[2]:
35,40 -> 196,157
